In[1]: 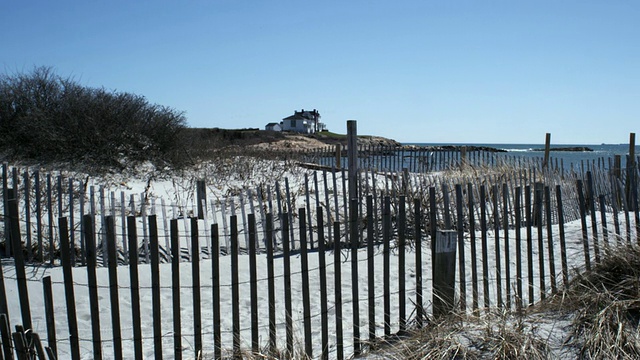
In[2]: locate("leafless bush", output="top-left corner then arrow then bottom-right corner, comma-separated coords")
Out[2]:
0,66 -> 186,173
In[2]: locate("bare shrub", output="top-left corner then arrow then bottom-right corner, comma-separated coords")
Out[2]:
0,66 -> 186,172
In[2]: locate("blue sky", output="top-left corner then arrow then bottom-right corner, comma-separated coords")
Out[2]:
2,1 -> 638,144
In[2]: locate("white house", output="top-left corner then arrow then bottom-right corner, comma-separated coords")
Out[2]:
276,109 -> 326,134
265,122 -> 282,131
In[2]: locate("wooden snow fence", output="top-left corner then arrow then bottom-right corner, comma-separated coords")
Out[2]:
2,171 -> 640,359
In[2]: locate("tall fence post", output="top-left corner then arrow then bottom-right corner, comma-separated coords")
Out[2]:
627,133 -> 636,210
346,120 -> 361,355
543,133 -> 551,169
433,230 -> 458,317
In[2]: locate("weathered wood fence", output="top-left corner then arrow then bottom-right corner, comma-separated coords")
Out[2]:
300,144 -> 640,175
1,159 -> 640,358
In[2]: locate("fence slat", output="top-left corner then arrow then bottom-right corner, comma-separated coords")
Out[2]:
42,276 -> 57,359
349,197 -> 360,354
8,196 -> 32,331
492,185 -> 502,308
502,183 -> 511,309
525,186 -> 535,305
149,215 -> 163,359
554,185 -> 569,289
586,172 -> 600,263
84,215 -> 102,360
209,223 -> 221,360
0,314 -> 11,360
264,215 -> 276,357
467,183 -> 479,312
298,209 -> 313,358
316,208 -> 329,359
544,186 -> 557,294
248,214 -> 260,355
479,186 -> 490,309
47,175 -> 54,265
398,196 -> 406,332
34,174 -> 46,265
230,215 -> 241,358
127,216 -> 143,360
515,187 -> 523,311
333,221 -> 344,360
577,180 -> 592,271
105,216 -> 123,360
59,217 -> 81,360
366,196 -> 376,341
190,218 -> 202,356
23,172 -> 31,262
382,196 -> 391,336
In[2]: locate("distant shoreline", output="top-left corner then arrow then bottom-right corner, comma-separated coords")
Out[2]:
530,146 -> 594,152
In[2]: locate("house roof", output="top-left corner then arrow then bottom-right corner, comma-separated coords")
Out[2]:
265,122 -> 280,127
283,109 -> 321,121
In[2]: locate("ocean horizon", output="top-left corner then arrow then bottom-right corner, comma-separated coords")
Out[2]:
400,143 -> 639,171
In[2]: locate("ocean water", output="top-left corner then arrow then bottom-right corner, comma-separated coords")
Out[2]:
406,143 -> 640,170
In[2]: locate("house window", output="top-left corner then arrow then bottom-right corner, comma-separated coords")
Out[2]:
291,120 -> 296,127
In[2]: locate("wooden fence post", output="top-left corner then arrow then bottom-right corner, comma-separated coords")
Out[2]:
543,133 -> 551,169
627,133 -> 636,210
433,230 -> 458,317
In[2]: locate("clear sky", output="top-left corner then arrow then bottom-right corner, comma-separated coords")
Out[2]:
2,1 -> 638,144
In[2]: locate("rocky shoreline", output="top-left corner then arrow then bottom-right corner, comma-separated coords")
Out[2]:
531,146 -> 594,152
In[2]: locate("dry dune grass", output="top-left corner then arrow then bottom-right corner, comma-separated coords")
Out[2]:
352,243 -> 640,360
548,243 -> 640,359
